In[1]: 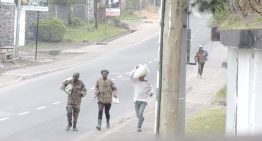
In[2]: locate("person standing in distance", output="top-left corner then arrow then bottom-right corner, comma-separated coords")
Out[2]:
195,46 -> 208,78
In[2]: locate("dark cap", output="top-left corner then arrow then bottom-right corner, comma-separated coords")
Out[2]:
101,69 -> 109,74
73,72 -> 80,76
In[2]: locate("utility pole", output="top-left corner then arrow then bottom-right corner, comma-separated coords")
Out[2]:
159,0 -> 184,137
15,0 -> 21,57
85,0 -> 88,22
139,0 -> 142,16
94,0 -> 98,29
176,0 -> 188,137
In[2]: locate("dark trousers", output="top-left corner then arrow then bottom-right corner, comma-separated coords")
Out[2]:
98,102 -> 111,121
66,105 -> 80,125
198,62 -> 205,76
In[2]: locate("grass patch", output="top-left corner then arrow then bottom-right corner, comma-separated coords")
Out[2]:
120,10 -> 140,20
21,42 -> 71,50
186,108 -> 226,137
186,87 -> 227,137
22,24 -> 128,49
212,86 -> 226,106
64,24 -> 128,43
216,14 -> 262,29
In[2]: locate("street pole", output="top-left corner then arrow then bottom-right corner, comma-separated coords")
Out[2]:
35,11 -> 40,61
176,0 -> 188,137
105,16 -> 107,35
15,0 -> 21,57
155,0 -> 166,137
85,0 -> 88,22
159,0 -> 184,137
186,0 -> 191,64
94,0 -> 98,29
139,0 -> 142,16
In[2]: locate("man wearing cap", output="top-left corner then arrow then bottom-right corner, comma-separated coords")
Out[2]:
62,72 -> 87,131
95,70 -> 117,130
195,46 -> 208,78
129,65 -> 153,132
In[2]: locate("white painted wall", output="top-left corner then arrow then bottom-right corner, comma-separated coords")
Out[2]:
14,8 -> 17,46
252,50 -> 262,134
237,49 -> 251,135
226,48 -> 262,136
226,47 -> 238,136
14,9 -> 26,47
19,10 -> 26,46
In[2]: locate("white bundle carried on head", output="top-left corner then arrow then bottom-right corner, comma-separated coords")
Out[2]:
133,64 -> 149,79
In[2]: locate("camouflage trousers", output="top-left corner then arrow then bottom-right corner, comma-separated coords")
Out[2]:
66,105 -> 80,125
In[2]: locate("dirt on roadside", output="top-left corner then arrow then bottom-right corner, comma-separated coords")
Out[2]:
135,5 -> 160,22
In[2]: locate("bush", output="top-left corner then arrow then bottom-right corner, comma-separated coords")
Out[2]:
38,17 -> 67,42
112,18 -> 121,26
71,17 -> 84,27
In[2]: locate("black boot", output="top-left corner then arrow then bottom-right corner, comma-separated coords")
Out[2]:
65,121 -> 72,131
73,121 -> 78,131
106,119 -> 110,129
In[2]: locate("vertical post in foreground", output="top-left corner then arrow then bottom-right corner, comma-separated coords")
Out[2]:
35,11 -> 40,61
159,0 -> 184,137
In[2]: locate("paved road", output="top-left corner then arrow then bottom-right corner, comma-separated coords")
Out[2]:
0,10 -> 211,141
0,34 -> 159,141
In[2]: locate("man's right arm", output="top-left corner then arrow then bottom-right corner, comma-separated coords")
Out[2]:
95,80 -> 100,96
194,53 -> 198,62
129,68 -> 136,82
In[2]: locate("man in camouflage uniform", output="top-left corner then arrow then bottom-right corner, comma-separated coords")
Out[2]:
95,70 -> 117,130
63,72 -> 87,131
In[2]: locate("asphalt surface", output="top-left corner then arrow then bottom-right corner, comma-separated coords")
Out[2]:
0,34 -> 159,141
0,10 -> 212,141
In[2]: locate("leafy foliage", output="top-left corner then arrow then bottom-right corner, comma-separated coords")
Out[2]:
195,0 -> 230,18
49,0 -> 84,6
71,17 -> 84,27
38,18 -> 67,42
195,0 -> 262,17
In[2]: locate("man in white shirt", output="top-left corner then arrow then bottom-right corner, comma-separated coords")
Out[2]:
129,65 -> 153,132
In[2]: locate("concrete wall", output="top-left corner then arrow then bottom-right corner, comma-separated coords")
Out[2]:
221,29 -> 262,49
221,29 -> 262,136
0,2 -> 16,47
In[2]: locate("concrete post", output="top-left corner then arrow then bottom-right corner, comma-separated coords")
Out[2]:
252,50 -> 262,134
159,0 -> 183,137
237,49 -> 251,134
226,47 -> 238,136
15,0 -> 21,56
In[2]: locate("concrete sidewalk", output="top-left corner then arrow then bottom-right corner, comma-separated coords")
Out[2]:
0,22 -> 159,87
74,42 -> 227,141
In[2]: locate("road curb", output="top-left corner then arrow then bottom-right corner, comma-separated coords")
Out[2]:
0,23 -> 158,88
0,77 -> 24,88
0,62 -> 83,88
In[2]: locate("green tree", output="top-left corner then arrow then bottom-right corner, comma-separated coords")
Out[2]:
49,0 -> 84,25
38,17 -> 67,42
195,0 -> 262,18
195,0 -> 230,19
